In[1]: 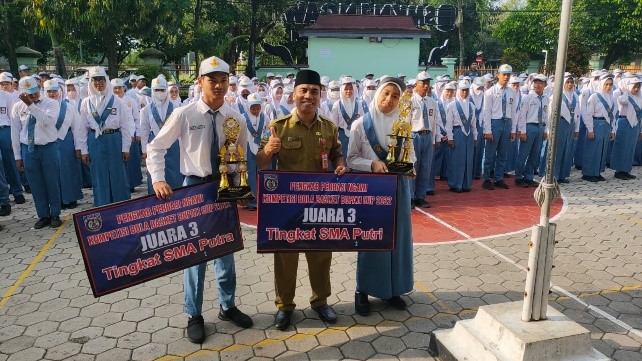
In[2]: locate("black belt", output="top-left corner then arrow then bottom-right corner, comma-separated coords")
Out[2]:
593,117 -> 606,121
186,174 -> 218,182
492,118 -> 511,121
526,122 -> 545,126
453,126 -> 461,129
90,128 -> 120,134
0,125 -> 9,129
414,130 -> 431,134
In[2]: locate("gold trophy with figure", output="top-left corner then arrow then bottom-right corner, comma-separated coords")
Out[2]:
385,92 -> 414,174
216,117 -> 255,201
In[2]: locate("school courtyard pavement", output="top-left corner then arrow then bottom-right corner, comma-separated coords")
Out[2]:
0,166 -> 641,361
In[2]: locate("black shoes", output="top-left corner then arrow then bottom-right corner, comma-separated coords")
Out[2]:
386,296 -> 407,310
413,198 -> 431,208
515,179 -> 529,188
34,217 -> 51,229
0,204 -> 10,216
313,304 -> 337,324
426,190 -> 435,196
274,310 -> 293,330
355,292 -> 371,316
50,216 -> 62,228
558,179 -> 570,184
614,172 -> 635,180
596,175 -> 606,181
449,188 -> 462,193
61,201 -> 77,209
581,175 -> 599,182
526,180 -> 539,187
493,180 -> 510,189
186,315 -> 205,344
23,185 -> 31,194
14,195 -> 25,204
218,306 -> 253,328
482,180 -> 494,190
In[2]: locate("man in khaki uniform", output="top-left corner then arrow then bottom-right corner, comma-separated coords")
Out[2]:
256,69 -> 348,330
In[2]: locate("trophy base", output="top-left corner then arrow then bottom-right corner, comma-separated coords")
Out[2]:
386,161 -> 414,175
217,186 -> 255,202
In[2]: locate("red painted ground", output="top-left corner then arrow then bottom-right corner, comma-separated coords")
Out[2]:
237,176 -> 564,244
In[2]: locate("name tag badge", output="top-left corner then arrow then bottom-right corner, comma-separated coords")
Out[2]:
429,109 -> 434,116
0,107 -> 6,114
111,108 -> 117,115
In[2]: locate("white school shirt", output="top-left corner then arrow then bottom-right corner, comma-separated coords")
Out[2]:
331,98 -> 364,134
10,97 -> 60,160
146,100 -> 248,183
482,84 -> 518,134
517,92 -> 550,133
409,92 -> 438,134
617,93 -> 642,130
584,93 -> 615,133
445,98 -> 478,140
140,100 -> 173,153
77,95 -> 134,155
557,91 -> 581,133
0,91 -> 14,126
346,116 -> 416,172
244,112 -> 267,155
579,87 -> 592,121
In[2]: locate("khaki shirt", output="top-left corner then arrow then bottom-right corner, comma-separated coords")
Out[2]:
261,112 -> 342,171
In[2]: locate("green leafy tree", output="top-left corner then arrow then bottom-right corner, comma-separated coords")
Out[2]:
501,48 -> 529,72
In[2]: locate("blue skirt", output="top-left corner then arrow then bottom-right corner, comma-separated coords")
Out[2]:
57,130 -> 83,204
88,132 -> 131,206
582,119 -> 611,177
356,176 -> 413,299
146,133 -> 183,194
610,118 -> 640,173
126,135 -> 143,189
447,127 -> 474,190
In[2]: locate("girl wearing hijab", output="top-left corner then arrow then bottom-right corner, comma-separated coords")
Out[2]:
140,76 -> 183,194
347,77 -> 415,316
264,81 -> 285,121
319,80 -> 339,119
431,81 -> 456,189
44,80 -> 83,209
582,74 -> 615,182
168,82 -> 182,109
540,74 -> 580,183
77,66 -> 133,206
235,77 -> 252,115
66,78 -> 92,188
446,80 -> 478,192
243,93 -> 267,211
113,78 -> 143,192
332,77 -> 364,158
360,79 -> 377,114
610,77 -> 642,180
470,77 -> 485,179
279,86 -> 296,115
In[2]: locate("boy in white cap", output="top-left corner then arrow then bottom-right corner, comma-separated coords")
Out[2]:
243,93 -> 267,210
18,65 -> 29,78
147,56 -> 252,344
481,64 -> 517,190
515,74 -> 549,187
11,77 -> 62,228
410,71 -> 438,207
77,66 -> 133,206
505,75 -> 523,175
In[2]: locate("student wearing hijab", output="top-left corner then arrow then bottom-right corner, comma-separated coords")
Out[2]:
140,76 -> 183,194
610,77 -> 642,179
505,76 -> 523,175
319,80 -> 339,119
539,73 -> 580,183
0,72 -> 25,208
582,74 -> 616,182
112,78 -> 143,193
11,77 -> 62,228
446,79 -> 478,192
360,79 -> 377,113
332,77 -> 365,158
470,77 -> 485,179
43,79 -> 83,209
279,86 -> 296,115
347,76 -> 414,315
168,82 -> 182,109
243,93 -> 267,211
515,74 -> 549,187
264,81 -> 285,121
77,66 -> 133,206
431,81 -> 456,190
66,78 -> 92,189
235,77 -> 252,115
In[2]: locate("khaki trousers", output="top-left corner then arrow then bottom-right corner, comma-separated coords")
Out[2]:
274,251 -> 332,311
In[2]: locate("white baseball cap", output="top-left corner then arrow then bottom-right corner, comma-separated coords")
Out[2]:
151,76 -> 168,90
88,66 -> 108,78
43,80 -> 59,92
199,56 -> 230,77
19,77 -> 40,94
498,64 -> 513,74
111,78 -> 126,87
247,93 -> 262,106
416,71 -> 432,81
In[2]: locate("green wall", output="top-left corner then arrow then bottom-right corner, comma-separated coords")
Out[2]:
307,37 -> 421,80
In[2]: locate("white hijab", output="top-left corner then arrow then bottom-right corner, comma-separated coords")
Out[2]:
368,78 -> 403,151
88,74 -> 113,113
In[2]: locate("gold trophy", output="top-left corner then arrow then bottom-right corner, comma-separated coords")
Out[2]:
385,93 -> 414,174
216,117 -> 255,201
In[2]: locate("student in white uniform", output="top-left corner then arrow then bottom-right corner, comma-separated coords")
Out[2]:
409,71 -> 438,207
332,77 -> 364,157
582,74 -> 615,182
146,56 -> 252,344
446,79 -> 478,192
0,72 -> 24,208
610,76 -> 642,180
242,93 -> 268,211
515,74 -> 549,187
11,77 -> 62,228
